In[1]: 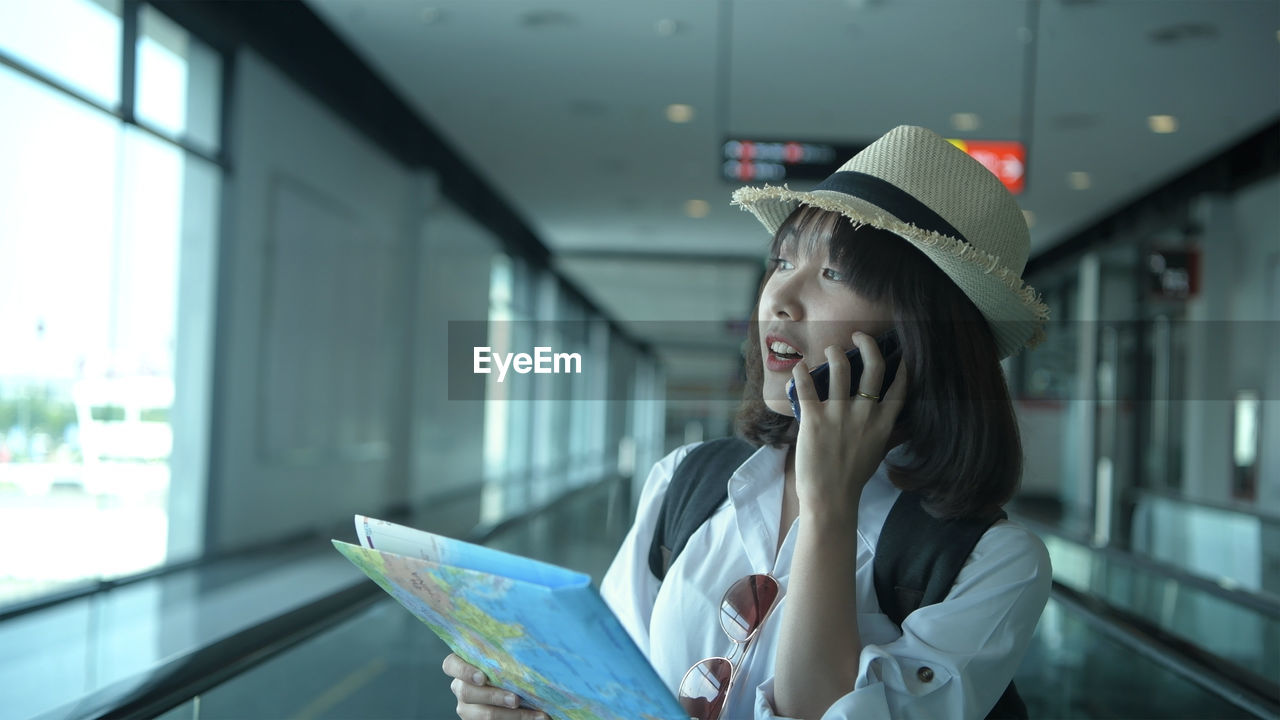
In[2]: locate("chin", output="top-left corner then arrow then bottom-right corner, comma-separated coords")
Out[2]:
766,402 -> 795,418
762,388 -> 794,417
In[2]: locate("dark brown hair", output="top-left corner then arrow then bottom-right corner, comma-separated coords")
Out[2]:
735,205 -> 1023,519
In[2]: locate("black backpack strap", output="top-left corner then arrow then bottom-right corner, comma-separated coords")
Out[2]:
647,437 -> 756,580
873,491 -> 1005,624
873,491 -> 1028,719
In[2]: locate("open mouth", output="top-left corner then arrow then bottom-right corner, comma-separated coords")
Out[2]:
768,339 -> 802,361
764,335 -> 804,371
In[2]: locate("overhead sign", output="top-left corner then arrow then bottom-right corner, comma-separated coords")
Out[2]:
721,140 -> 858,182
723,137 -> 1028,194
1147,248 -> 1200,300
947,139 -> 1027,194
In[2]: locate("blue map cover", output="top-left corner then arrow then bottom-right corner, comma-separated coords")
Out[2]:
333,515 -> 686,720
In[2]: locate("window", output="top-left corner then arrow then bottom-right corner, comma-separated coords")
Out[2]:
0,0 -> 122,107
0,0 -> 223,608
135,5 -> 221,153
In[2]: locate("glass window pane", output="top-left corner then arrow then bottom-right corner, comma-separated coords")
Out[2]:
0,66 -> 121,605
135,4 -> 221,153
0,0 -> 121,107
167,148 -> 221,563
0,67 -> 219,609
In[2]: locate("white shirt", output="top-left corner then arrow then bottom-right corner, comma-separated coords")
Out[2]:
600,442 -> 1052,720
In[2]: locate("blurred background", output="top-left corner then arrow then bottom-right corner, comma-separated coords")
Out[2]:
0,1 -> 1277,718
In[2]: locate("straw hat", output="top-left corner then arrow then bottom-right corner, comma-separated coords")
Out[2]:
732,125 -> 1049,358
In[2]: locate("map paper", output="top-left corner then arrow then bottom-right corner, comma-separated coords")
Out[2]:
333,515 -> 687,720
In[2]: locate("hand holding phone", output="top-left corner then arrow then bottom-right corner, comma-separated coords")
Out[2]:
786,329 -> 902,422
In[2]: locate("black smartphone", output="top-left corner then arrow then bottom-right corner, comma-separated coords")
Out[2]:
786,329 -> 902,421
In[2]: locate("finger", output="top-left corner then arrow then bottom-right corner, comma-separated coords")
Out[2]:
442,653 -> 488,686
824,345 -> 850,407
851,331 -> 885,400
452,678 -> 530,710
790,359 -> 819,417
456,697 -> 549,720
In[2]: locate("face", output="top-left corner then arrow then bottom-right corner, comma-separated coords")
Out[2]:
757,233 -> 896,416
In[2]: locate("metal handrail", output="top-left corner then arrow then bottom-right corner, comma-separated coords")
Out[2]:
35,583 -> 381,720
1,446 -> 620,623
0,484 -> 482,624
1014,513 -> 1280,618
1131,485 -> 1280,528
30,477 -> 621,720
1050,582 -> 1280,720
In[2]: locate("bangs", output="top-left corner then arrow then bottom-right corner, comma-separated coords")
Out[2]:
770,204 -> 923,305
771,204 -> 839,263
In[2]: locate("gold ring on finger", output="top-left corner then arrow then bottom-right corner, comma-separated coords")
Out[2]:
856,390 -> 880,401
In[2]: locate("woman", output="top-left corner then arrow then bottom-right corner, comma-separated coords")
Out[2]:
444,125 -> 1053,719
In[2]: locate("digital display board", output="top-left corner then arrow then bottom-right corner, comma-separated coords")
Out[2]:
723,137 -> 1028,194
721,140 -> 858,182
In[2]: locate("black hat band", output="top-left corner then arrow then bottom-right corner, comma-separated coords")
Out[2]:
810,171 -> 969,244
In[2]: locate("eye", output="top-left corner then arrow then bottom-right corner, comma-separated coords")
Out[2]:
770,257 -> 794,271
822,267 -> 845,282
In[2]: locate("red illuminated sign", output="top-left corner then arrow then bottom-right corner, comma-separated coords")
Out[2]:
948,139 -> 1026,194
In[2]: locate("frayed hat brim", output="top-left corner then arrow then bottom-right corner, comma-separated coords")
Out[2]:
732,185 -> 1049,358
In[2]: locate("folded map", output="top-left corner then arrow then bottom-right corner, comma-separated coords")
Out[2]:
333,515 -> 687,720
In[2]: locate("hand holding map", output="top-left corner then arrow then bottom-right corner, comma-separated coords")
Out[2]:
333,516 -> 687,720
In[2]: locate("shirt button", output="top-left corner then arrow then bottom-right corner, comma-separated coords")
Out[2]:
917,666 -> 935,683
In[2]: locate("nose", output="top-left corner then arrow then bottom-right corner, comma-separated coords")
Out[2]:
763,269 -> 804,321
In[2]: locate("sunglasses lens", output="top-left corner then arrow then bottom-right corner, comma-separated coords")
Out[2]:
720,574 -> 779,643
678,657 -> 733,720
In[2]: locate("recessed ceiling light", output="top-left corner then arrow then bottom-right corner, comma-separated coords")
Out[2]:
1022,210 -> 1035,228
685,199 -> 710,218
666,104 -> 695,123
1068,172 -> 1091,190
1148,115 -> 1178,133
656,19 -> 681,37
951,113 -> 981,132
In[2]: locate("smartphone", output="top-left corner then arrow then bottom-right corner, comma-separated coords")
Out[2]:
786,329 -> 902,422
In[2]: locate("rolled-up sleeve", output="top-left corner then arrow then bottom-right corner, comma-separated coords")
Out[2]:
599,443 -> 698,658
753,522 -> 1052,720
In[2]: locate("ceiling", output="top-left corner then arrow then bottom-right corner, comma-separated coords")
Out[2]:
303,0 -> 1280,401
